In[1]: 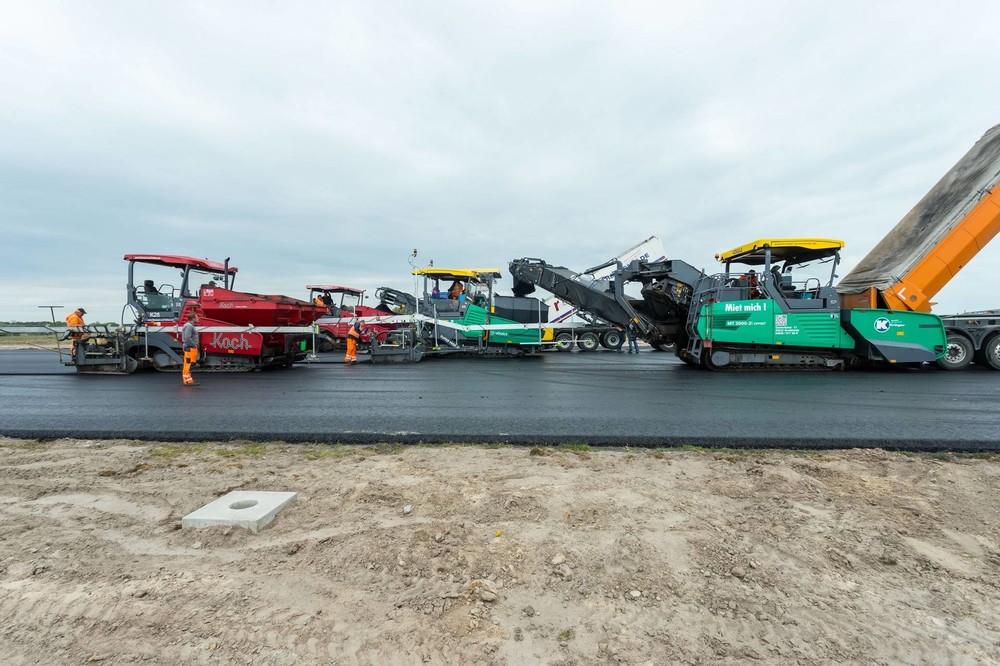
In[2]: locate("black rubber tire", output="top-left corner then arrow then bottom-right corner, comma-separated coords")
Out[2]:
318,335 -> 338,353
935,334 -> 973,371
600,330 -> 624,350
554,332 -> 574,352
152,350 -> 178,371
651,342 -> 674,352
576,331 -> 600,352
982,335 -> 1000,370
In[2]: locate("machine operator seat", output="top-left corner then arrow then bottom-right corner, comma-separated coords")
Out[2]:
137,280 -> 174,311
776,270 -> 795,294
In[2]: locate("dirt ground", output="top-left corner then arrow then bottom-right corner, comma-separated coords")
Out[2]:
1,439 -> 999,665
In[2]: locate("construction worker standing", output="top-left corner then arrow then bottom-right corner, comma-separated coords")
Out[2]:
64,307 -> 87,356
181,312 -> 200,385
345,320 -> 362,364
626,319 -> 640,353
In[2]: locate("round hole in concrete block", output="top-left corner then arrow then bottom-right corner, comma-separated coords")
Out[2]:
229,499 -> 259,510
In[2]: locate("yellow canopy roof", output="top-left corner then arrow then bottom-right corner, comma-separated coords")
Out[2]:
412,268 -> 502,281
715,238 -> 844,265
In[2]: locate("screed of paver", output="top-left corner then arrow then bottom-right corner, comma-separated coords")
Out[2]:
181,490 -> 297,532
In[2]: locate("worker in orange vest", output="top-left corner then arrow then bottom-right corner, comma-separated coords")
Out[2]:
344,320 -> 365,365
747,269 -> 762,299
64,307 -> 87,356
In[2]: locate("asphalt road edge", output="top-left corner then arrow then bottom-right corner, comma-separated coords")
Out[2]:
2,430 -> 998,452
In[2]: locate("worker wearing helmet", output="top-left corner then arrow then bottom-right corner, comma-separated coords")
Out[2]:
345,320 -> 363,365
64,307 -> 87,357
626,318 -> 640,353
181,312 -> 200,386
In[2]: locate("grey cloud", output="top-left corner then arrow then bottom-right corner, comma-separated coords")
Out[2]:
1,1 -> 999,322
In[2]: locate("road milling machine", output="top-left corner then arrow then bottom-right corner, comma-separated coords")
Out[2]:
511,123 -> 1000,370
66,254 -> 326,374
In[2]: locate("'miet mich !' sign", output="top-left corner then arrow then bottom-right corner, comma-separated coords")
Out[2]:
723,303 -> 767,312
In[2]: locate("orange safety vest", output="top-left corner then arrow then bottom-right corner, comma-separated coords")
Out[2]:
65,312 -> 85,343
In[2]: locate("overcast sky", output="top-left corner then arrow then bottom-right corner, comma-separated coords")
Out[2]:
2,1 -> 999,323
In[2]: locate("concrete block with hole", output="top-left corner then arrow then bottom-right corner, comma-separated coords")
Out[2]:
181,491 -> 297,532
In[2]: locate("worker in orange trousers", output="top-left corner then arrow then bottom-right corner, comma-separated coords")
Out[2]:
345,321 -> 365,365
181,312 -> 200,385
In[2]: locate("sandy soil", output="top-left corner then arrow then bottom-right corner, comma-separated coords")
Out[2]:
1,439 -> 999,665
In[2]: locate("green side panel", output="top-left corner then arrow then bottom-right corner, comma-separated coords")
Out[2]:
457,304 -> 541,345
487,314 -> 542,345
774,311 -> 852,348
694,301 -> 946,362
457,304 -> 488,340
842,309 -> 946,361
697,300 -> 775,344
697,300 -> 853,349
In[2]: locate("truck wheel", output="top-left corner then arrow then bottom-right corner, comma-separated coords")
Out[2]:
935,334 -> 973,370
600,330 -> 624,350
983,335 -> 1000,370
554,332 -> 574,352
576,331 -> 600,352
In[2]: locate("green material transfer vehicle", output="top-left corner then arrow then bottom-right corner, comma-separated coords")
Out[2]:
680,239 -> 946,369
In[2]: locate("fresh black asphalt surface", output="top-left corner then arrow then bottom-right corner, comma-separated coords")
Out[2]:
1,349 -> 999,450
